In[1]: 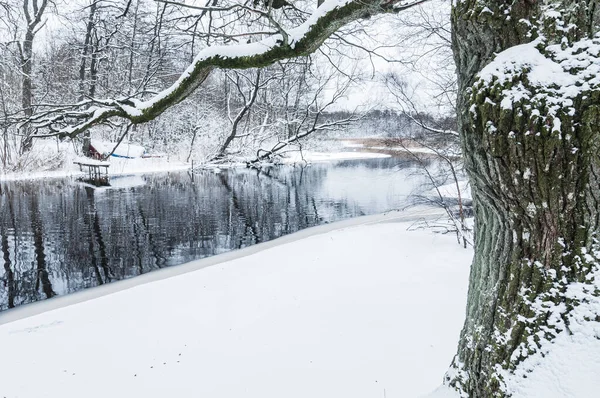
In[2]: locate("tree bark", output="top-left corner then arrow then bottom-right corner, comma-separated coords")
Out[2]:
447,1 -> 600,396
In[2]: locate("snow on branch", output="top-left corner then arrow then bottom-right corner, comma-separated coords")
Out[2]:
26,0 -> 429,139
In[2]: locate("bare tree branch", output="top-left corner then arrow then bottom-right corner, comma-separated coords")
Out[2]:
25,0 -> 429,140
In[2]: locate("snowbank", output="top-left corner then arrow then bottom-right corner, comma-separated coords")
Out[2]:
0,139 -> 401,181
90,139 -> 145,158
425,180 -> 472,202
281,150 -> 390,163
506,330 -> 600,398
0,211 -> 471,398
0,139 -> 189,181
0,210 -> 595,397
340,139 -> 445,156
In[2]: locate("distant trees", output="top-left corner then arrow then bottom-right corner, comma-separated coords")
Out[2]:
246,61 -> 360,165
0,0 -> 49,159
2,0 -> 417,166
10,1 -> 424,140
0,0 -> 187,160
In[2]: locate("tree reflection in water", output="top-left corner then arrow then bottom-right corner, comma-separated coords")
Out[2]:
0,158 -> 422,311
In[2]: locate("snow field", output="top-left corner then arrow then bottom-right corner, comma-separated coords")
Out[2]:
0,218 -> 472,398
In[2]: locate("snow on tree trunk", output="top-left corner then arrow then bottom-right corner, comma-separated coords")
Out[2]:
447,1 -> 600,396
20,0 -> 49,152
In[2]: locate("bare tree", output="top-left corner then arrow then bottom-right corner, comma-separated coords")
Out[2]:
212,69 -> 266,160
18,0 -> 49,151
21,0 -> 427,139
375,1 -> 469,246
248,64 -> 360,165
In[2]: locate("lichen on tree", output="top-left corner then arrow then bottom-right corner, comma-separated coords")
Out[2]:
447,1 -> 600,396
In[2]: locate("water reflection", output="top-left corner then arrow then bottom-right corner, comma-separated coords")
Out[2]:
0,157 -> 423,311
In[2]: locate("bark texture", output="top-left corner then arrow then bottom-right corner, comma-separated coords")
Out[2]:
448,1 -> 600,396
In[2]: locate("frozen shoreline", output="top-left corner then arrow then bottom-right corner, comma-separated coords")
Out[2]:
0,149 -> 390,182
0,157 -> 191,182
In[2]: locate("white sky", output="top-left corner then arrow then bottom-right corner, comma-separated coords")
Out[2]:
317,1 -> 454,115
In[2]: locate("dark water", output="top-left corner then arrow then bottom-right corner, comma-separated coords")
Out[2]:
0,157 -> 424,312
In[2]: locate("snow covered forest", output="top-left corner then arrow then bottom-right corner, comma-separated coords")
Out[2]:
1,1 -> 599,398
0,0 -> 455,172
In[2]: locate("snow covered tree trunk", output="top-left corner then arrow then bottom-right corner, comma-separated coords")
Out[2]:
78,0 -> 99,157
19,0 -> 49,152
19,30 -> 35,153
447,1 -> 600,396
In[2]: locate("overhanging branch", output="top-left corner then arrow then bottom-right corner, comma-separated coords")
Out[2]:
28,0 -> 429,139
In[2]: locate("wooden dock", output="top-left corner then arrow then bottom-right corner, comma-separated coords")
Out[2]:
74,160 -> 110,185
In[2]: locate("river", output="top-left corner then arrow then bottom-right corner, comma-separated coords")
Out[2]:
0,157 -> 428,311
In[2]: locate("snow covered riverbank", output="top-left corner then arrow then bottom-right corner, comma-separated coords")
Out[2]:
0,139 -> 393,181
0,210 -> 472,398
0,140 -> 190,181
1,209 -> 598,397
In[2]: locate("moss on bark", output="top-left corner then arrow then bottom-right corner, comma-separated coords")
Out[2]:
448,1 -> 600,396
